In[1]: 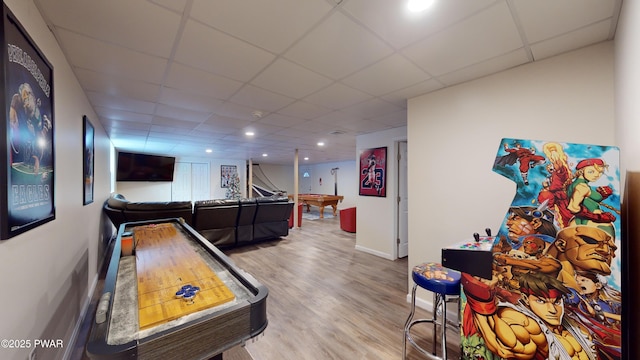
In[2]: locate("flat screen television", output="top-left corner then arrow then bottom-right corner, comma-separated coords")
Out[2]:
116,151 -> 176,182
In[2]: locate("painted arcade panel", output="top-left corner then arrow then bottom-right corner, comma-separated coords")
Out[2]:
460,138 -> 621,360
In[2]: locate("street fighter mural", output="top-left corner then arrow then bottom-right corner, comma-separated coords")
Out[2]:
460,138 -> 621,360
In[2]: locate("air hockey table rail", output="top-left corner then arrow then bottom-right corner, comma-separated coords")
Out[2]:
86,218 -> 268,360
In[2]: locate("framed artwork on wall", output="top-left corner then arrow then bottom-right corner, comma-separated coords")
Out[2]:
83,116 -> 94,205
221,165 -> 237,188
0,4 -> 55,239
359,146 -> 387,197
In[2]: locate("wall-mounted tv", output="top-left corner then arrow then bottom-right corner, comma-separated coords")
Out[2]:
116,151 -> 176,182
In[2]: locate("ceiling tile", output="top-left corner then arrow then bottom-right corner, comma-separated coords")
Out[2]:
257,113 -> 309,127
175,20 -> 276,82
342,0 -> 497,49
190,0 -> 333,53
251,58 -> 333,98
342,54 -> 432,96
436,48 -> 530,86
56,29 -> 169,83
194,122 -> 238,135
94,107 -> 153,123
164,63 -> 244,101
530,20 -> 612,60
37,0 -> 182,57
341,98 -> 404,120
87,92 -> 156,114
150,124 -> 195,135
151,116 -> 200,130
75,68 -> 161,103
158,87 -> 225,113
513,0 -> 617,43
402,1 -> 523,76
276,101 -> 333,120
154,104 -> 211,122
380,78 -> 444,106
303,83 -> 372,110
149,0 -> 189,13
229,84 -> 296,112
284,11 -> 394,79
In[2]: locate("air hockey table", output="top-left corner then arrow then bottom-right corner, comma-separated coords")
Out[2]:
86,218 -> 268,359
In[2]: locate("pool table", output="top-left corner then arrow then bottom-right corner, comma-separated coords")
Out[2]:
86,218 -> 268,360
289,194 -> 344,218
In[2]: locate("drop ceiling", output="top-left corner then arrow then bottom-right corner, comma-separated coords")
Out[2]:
34,0 -> 621,164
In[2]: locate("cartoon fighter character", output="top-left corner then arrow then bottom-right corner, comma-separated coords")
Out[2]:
546,226 -> 617,291
537,142 -> 574,227
565,271 -> 622,359
566,158 -> 616,229
493,235 -> 562,293
461,333 -> 500,360
503,205 -> 558,249
462,272 -> 596,360
566,271 -> 621,326
497,142 -> 546,185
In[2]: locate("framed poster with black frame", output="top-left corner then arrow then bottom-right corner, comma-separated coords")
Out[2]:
359,146 -> 387,197
221,165 -> 237,188
83,116 -> 94,205
0,4 -> 55,239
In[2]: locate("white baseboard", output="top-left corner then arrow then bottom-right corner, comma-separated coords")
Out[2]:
354,244 -> 394,260
63,274 -> 98,360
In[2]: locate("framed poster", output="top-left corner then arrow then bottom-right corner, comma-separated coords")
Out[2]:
221,165 -> 237,188
0,4 -> 55,239
359,147 -> 386,197
83,116 -> 94,205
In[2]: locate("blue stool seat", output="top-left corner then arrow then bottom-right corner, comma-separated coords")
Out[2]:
403,263 -> 461,360
412,262 -> 461,296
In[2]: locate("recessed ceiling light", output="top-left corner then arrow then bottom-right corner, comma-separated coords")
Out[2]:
205,149 -> 212,153
262,153 -> 268,157
245,131 -> 255,136
317,142 -> 325,146
304,157 -> 309,161
407,0 -> 435,12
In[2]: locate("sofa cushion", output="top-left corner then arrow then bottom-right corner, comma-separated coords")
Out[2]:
106,193 -> 128,209
125,201 -> 192,211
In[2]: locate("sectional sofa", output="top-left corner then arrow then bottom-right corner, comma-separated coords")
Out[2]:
103,193 -> 293,248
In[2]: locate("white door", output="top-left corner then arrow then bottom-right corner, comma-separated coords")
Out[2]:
172,162 -> 210,201
172,162 -> 192,201
398,141 -> 408,258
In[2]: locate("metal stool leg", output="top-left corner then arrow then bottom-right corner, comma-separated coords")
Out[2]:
404,290 -> 460,359
403,283 -> 418,360
440,293 -> 447,360
432,291 -> 439,355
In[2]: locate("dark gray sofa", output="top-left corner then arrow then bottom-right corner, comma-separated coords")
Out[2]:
193,199 -> 240,247
103,193 -> 193,228
104,193 -> 292,248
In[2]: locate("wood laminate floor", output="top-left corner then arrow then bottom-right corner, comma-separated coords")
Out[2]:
72,214 -> 460,360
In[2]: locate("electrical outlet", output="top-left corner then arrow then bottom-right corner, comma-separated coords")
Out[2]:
29,347 -> 36,360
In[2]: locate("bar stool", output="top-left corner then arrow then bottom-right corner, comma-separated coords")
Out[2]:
403,262 -> 461,360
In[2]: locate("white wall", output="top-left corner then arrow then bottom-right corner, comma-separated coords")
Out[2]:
407,42 -> 615,293
355,126 -> 407,259
254,162 -> 294,195
116,157 -> 247,201
0,1 -> 113,360
615,0 -> 640,177
299,160 -> 358,209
